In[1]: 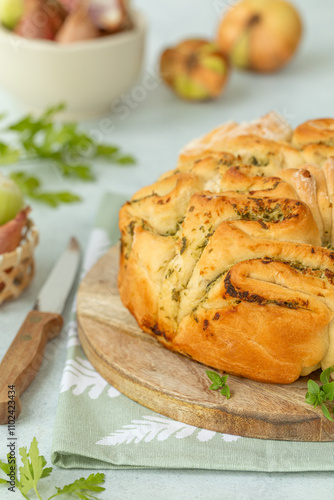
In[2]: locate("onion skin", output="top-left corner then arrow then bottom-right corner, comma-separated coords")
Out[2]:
14,0 -> 66,40
58,0 -> 79,12
217,0 -> 303,73
88,0 -> 131,34
55,0 -> 100,43
160,39 -> 229,101
11,0 -> 132,41
0,207 -> 30,254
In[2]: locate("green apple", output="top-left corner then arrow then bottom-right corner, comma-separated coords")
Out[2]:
0,0 -> 23,30
0,173 -> 23,225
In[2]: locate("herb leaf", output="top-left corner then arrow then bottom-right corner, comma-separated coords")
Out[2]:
49,473 -> 106,500
220,385 -> 231,399
0,437 -> 106,500
96,144 -> 119,156
0,103 -> 135,206
19,437 -> 53,496
0,456 -> 10,477
0,455 -> 11,484
305,366 -> 334,421
0,453 -> 20,492
321,403 -> 334,422
10,171 -> 81,207
56,163 -> 95,181
115,155 -> 136,165
320,367 -> 332,384
206,370 -> 223,385
0,142 -> 20,165
206,370 -> 231,399
322,382 -> 334,401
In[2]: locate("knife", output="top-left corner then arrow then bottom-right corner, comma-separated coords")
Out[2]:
0,237 -> 80,425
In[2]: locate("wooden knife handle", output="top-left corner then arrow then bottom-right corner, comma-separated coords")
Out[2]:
0,310 -> 63,425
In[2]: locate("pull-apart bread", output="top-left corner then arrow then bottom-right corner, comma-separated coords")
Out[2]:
118,113 -> 334,384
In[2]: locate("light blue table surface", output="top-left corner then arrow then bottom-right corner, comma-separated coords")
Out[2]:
1,0 -> 334,498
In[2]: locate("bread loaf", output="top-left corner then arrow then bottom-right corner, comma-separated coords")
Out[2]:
118,112 -> 334,384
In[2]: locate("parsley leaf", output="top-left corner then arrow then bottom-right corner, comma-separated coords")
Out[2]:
0,454 -> 14,484
49,473 -> 106,500
57,163 -> 95,181
114,155 -> 136,165
206,370 -> 231,399
19,437 -> 52,497
0,103 -> 135,206
0,454 -> 23,497
0,142 -> 20,165
305,366 -> 334,421
96,144 -> 119,156
10,172 -> 81,207
0,437 -> 106,500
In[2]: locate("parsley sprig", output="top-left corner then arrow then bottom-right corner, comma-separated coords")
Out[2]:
0,103 -> 135,207
305,366 -> 334,421
10,171 -> 81,207
206,370 -> 231,399
0,437 -> 105,500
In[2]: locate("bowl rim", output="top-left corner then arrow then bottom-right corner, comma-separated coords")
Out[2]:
0,9 -> 146,52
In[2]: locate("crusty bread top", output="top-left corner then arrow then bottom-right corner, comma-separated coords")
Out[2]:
118,112 -> 334,384
292,118 -> 334,148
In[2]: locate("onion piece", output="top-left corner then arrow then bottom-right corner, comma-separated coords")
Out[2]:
0,206 -> 30,254
88,0 -> 131,33
0,173 -> 23,226
14,0 -> 66,40
58,0 -> 80,12
55,0 -> 100,43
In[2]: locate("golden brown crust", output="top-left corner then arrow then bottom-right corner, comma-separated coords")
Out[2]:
118,113 -> 334,384
292,118 -> 334,148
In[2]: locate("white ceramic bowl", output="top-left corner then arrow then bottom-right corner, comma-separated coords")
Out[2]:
0,11 -> 146,119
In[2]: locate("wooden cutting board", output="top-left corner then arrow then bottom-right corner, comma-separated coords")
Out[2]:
77,245 -> 334,442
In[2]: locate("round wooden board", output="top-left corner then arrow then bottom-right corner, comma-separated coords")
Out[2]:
77,245 -> 334,442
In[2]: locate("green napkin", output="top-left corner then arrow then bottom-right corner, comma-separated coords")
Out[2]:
51,192 -> 334,472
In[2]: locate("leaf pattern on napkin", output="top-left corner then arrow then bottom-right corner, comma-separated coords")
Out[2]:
96,416 -> 241,445
60,355 -> 120,400
66,320 -> 81,348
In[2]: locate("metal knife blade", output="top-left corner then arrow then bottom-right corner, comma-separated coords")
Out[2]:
0,237 -> 81,425
34,237 -> 80,314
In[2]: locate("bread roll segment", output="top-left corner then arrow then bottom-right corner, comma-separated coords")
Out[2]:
118,113 -> 334,384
